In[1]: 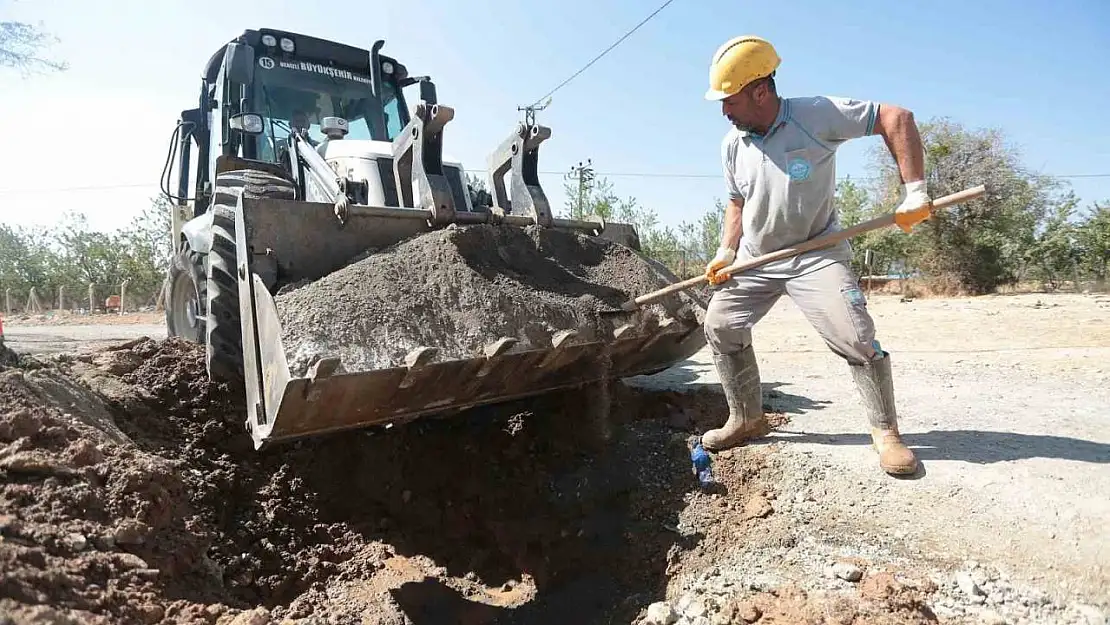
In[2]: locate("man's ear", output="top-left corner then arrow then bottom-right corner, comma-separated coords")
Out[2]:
754,81 -> 770,103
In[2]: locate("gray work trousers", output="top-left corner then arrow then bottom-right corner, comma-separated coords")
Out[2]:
703,260 -> 879,366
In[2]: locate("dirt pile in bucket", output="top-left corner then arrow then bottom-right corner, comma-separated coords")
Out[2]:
273,223 -> 707,377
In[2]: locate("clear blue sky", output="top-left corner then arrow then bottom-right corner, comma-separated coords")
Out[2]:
2,0 -> 1108,234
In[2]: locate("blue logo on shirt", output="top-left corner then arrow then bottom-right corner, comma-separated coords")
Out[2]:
787,157 -> 811,181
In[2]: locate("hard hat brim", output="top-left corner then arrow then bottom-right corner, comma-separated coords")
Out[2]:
705,87 -> 731,101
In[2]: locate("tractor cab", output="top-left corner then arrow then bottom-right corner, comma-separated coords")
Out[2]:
167,28 -> 434,229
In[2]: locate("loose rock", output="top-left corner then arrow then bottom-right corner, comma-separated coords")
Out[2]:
225,607 -> 272,625
112,519 -> 149,546
957,571 -> 986,597
742,494 -> 773,520
644,601 -> 678,625
833,562 -> 863,582
63,533 -> 87,551
736,601 -> 762,623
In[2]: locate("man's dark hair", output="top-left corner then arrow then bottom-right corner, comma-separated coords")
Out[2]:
757,73 -> 777,95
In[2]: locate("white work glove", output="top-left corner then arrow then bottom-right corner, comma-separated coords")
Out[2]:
705,246 -> 736,286
894,180 -> 934,233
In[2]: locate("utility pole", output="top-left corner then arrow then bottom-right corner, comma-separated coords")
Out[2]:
517,96 -> 552,128
565,159 -> 595,218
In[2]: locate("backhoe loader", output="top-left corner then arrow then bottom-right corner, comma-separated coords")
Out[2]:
161,28 -> 707,449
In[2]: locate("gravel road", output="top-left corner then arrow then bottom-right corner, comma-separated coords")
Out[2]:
1,323 -> 167,355
629,290 -> 1110,623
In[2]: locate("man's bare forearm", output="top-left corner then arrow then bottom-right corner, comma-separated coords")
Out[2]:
720,197 -> 744,251
873,104 -> 926,184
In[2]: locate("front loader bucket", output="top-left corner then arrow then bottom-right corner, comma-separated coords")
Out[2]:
233,195 -> 707,449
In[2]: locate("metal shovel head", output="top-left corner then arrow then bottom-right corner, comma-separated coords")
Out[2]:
233,196 -> 707,449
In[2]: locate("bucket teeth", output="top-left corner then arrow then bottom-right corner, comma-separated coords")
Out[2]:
551,329 -> 579,349
400,347 -> 439,389
613,323 -> 636,340
308,357 -> 342,381
638,312 -> 660,334
639,316 -> 683,352
405,346 -> 439,369
478,337 -> 518,377
538,329 -> 581,370
483,337 -> 519,359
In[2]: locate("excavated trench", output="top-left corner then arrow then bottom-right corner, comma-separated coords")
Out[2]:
0,337 -> 746,624
2,339 -> 945,625
0,227 -> 727,624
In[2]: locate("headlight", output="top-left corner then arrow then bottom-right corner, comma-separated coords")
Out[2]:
261,34 -> 277,47
280,37 -> 295,53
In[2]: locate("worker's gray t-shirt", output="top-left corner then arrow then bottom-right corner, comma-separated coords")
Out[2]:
721,95 -> 879,278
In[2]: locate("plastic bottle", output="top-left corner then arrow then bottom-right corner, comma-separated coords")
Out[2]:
690,440 -> 715,487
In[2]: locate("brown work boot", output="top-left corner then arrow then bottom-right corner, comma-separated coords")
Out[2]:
850,351 -> 919,475
703,345 -> 770,451
871,426 -> 918,475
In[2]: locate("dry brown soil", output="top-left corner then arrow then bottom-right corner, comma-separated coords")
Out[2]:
0,332 -> 954,624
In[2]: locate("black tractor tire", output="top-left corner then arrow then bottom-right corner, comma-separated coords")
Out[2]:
205,169 -> 296,384
165,247 -> 206,342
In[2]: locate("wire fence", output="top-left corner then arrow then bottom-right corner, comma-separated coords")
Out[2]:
649,247 -> 1109,296
649,248 -> 712,280
2,281 -> 165,317
3,250 -> 1103,322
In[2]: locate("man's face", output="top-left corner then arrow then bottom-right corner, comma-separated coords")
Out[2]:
291,112 -> 309,130
721,80 -> 768,133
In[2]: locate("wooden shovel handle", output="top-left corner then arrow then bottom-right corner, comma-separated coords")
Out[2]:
625,184 -> 986,310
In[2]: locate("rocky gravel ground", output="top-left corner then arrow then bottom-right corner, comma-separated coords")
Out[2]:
1,290 -> 1106,624
635,443 -> 1108,625
628,291 -> 1110,625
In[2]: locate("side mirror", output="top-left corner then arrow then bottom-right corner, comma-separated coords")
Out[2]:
225,42 -> 255,85
230,113 -> 264,135
419,79 -> 437,105
400,76 -> 437,104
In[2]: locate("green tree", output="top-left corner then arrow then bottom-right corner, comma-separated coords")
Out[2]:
0,223 -> 52,301
562,174 -> 630,222
559,173 -> 680,262
830,176 -> 909,277
866,118 -> 1059,294
0,197 -> 173,312
1076,202 -> 1110,285
835,176 -> 869,228
560,166 -> 739,277
115,196 -> 175,303
668,199 -> 725,276
1028,193 -> 1082,290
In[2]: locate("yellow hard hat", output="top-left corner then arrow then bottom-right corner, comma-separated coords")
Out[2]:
705,35 -> 781,101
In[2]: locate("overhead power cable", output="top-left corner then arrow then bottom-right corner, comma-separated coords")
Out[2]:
525,0 -> 679,109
